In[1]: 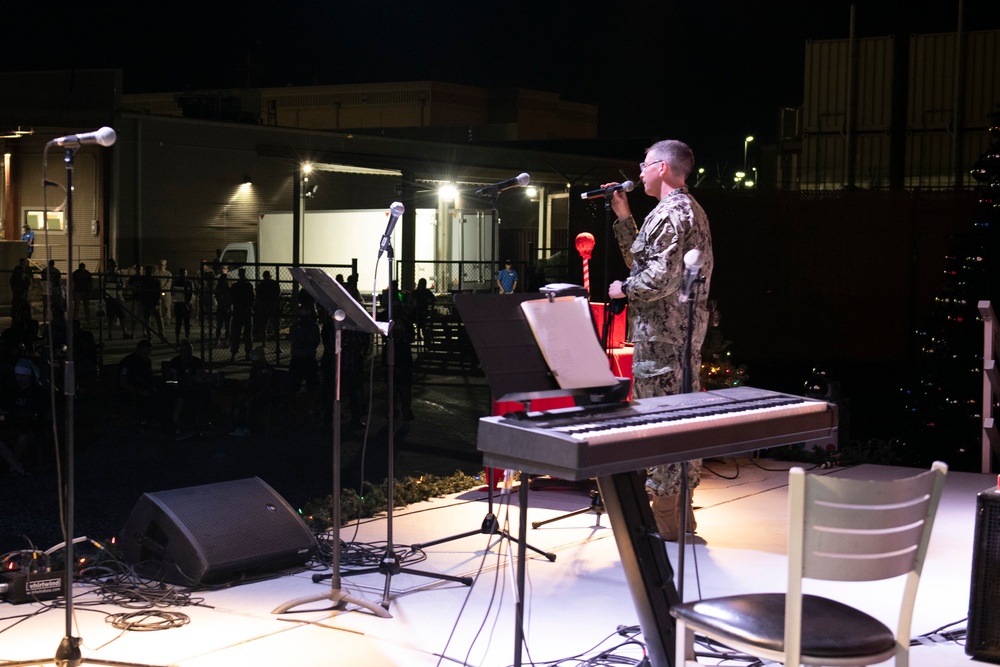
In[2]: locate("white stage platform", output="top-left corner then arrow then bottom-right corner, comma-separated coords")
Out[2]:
0,460 -> 993,667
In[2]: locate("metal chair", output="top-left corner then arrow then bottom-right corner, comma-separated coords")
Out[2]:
671,461 -> 948,667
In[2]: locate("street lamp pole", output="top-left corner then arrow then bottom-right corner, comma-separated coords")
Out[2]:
743,135 -> 754,173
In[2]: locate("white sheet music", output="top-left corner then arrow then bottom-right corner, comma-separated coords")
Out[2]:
520,296 -> 618,389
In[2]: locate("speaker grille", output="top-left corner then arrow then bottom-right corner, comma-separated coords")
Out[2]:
121,477 -> 317,587
968,487 -> 1000,662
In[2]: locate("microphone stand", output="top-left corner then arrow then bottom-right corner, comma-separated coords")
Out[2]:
340,240 -> 473,609
676,271 -> 705,602
6,145 -> 156,667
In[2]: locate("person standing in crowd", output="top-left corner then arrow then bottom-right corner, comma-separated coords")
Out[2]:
345,273 -> 362,302
41,260 -> 62,315
139,265 -> 164,338
607,139 -> 714,542
254,270 -> 281,348
154,259 -> 173,327
71,262 -> 93,322
409,277 -> 436,346
125,263 -> 143,335
496,259 -> 518,294
118,339 -> 156,426
171,268 -> 194,342
230,347 -> 276,437
211,249 -> 224,276
165,338 -> 206,437
288,304 -> 321,415
10,258 -> 33,323
230,267 -> 255,361
0,359 -> 48,473
103,258 -> 131,339
21,224 -> 35,259
214,272 -> 232,345
197,261 -> 216,324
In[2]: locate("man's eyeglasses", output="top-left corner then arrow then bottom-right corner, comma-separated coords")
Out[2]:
639,159 -> 664,172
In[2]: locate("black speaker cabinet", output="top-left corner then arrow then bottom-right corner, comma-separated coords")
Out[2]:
120,477 -> 317,587
968,484 -> 1000,662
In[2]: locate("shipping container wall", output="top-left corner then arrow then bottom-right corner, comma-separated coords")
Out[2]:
796,30 -> 999,190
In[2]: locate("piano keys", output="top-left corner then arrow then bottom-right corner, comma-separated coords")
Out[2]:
478,386 -> 838,481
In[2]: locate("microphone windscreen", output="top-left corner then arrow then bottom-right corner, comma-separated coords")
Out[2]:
683,248 -> 703,270
95,127 -> 117,147
516,173 -> 530,186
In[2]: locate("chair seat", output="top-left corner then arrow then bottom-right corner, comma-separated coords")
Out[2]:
671,593 -> 895,659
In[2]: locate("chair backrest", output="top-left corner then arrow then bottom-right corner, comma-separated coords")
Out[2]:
790,461 -> 947,583
785,462 -> 948,663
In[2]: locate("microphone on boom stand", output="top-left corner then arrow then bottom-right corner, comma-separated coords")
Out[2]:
679,248 -> 705,303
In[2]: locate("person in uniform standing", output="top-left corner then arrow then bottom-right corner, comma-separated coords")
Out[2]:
607,139 -> 714,541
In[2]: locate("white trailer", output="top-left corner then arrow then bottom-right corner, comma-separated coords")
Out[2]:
220,208 -> 439,293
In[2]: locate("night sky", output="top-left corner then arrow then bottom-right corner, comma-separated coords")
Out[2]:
7,0 -> 999,165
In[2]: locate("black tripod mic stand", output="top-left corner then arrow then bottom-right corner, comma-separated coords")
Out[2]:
337,240 -> 473,608
4,134 -> 166,667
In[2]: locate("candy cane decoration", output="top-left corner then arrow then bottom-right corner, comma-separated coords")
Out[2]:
575,232 -> 595,296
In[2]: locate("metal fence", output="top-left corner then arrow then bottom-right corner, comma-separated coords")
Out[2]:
0,261 -> 358,369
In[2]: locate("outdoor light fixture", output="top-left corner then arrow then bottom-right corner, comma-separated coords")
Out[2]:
0,126 -> 33,139
242,174 -> 252,185
439,183 -> 458,202
743,135 -> 754,171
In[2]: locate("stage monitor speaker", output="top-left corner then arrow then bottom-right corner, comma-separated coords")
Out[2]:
968,484 -> 1000,663
119,477 -> 317,587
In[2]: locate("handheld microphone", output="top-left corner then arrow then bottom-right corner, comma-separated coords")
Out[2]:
378,202 -> 405,258
475,173 -> 530,196
50,127 -> 117,148
679,249 -> 704,303
580,180 -> 634,200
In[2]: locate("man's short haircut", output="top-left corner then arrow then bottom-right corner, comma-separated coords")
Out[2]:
647,139 -> 695,180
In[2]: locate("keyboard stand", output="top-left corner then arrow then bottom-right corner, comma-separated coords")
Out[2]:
509,468 -> 678,667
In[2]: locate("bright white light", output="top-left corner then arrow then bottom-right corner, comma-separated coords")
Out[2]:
302,163 -> 313,175
439,184 -> 458,202
525,187 -> 538,199
745,136 -> 754,143
735,171 -> 746,179
744,180 -> 755,188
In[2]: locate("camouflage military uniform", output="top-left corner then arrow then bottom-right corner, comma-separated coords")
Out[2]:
613,186 -> 713,496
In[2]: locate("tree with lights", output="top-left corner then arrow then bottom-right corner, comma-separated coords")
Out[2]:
700,301 -> 749,390
899,108 -> 1000,470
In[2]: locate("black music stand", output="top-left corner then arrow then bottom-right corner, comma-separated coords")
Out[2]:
411,290 -> 579,562
272,268 -> 391,618
415,287 -> 610,549
447,289 -> 627,667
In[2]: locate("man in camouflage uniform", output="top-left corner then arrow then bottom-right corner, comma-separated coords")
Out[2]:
607,139 -> 713,541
